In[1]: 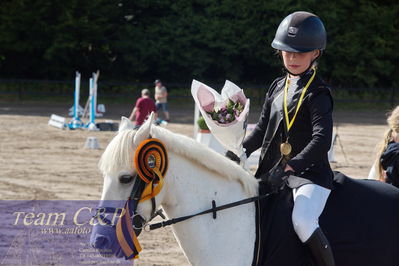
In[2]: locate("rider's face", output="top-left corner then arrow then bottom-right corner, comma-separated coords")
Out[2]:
281,50 -> 320,75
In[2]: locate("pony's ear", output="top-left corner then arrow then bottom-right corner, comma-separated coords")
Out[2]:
119,116 -> 135,132
133,112 -> 155,145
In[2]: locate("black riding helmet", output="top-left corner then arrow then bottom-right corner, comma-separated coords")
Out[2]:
271,11 -> 326,53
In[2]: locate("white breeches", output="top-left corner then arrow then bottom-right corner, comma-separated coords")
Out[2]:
292,184 -> 331,242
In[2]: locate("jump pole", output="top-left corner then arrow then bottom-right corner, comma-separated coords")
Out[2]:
86,71 -> 100,131
68,71 -> 83,129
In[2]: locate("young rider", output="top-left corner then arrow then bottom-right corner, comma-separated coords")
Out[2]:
243,11 -> 335,266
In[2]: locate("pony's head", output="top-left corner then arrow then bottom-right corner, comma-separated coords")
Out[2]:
90,113 -> 168,257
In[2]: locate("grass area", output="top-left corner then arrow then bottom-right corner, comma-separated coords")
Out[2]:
0,94 -> 396,112
0,93 -> 74,104
0,81 -> 397,111
332,88 -> 397,111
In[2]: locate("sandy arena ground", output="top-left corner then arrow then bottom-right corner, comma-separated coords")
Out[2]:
0,102 -> 391,265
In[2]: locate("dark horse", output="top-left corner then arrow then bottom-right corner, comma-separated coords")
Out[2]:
255,172 -> 399,266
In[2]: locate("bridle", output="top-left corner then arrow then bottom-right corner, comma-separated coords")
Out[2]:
92,175 -> 165,234
93,138 -> 168,236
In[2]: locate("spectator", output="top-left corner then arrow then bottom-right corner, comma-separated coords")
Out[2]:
129,89 -> 156,129
370,105 -> 399,188
154,79 -> 170,122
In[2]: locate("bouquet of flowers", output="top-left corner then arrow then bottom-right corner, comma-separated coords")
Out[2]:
207,99 -> 245,125
191,80 -> 250,159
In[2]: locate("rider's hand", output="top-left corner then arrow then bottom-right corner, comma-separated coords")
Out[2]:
266,164 -> 293,192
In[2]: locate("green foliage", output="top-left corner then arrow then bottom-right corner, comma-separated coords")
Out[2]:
207,98 -> 244,124
196,115 -> 209,130
0,0 -> 397,88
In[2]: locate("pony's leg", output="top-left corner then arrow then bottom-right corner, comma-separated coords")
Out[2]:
292,184 -> 335,266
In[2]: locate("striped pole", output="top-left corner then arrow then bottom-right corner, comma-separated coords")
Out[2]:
86,73 -> 98,130
90,77 -> 95,124
68,71 -> 83,129
73,72 -> 81,119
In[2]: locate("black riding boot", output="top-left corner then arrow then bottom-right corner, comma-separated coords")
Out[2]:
305,227 -> 335,266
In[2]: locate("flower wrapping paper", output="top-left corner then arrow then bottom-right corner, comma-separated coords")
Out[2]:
191,79 -> 250,157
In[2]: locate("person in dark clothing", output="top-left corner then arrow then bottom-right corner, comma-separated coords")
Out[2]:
243,11 -> 335,266
373,106 -> 399,188
381,143 -> 399,188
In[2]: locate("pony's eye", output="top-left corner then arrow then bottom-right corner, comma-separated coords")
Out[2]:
119,175 -> 133,184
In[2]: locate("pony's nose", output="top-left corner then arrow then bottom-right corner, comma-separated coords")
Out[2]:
92,234 -> 112,249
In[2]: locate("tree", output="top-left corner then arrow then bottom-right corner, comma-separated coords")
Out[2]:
0,0 -> 397,88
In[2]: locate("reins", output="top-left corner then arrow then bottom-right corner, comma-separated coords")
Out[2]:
146,191 -> 274,231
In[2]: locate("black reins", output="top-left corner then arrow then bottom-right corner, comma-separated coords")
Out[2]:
94,141 -> 276,233
147,190 -> 274,231
94,178 -> 274,233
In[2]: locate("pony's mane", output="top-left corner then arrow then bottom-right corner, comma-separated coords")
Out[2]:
99,129 -> 138,176
99,126 -> 258,196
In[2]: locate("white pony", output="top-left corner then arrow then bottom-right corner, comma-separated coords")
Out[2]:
91,113 -> 259,266
91,114 -> 399,266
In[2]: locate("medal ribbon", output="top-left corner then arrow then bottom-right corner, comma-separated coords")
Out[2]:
116,200 -> 142,260
139,167 -> 164,203
283,68 -> 316,132
116,138 -> 168,260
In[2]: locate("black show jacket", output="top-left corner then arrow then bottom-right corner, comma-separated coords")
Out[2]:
244,71 -> 334,189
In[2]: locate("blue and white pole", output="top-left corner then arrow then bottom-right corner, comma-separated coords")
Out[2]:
86,72 -> 99,131
68,71 -> 83,129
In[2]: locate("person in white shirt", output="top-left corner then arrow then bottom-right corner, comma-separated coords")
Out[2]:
154,79 -> 170,122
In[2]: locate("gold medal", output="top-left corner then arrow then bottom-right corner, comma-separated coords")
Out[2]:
281,68 -> 316,158
280,142 -> 292,156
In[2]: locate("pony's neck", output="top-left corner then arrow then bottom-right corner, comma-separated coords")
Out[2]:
150,126 -> 258,197
160,152 -> 256,266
